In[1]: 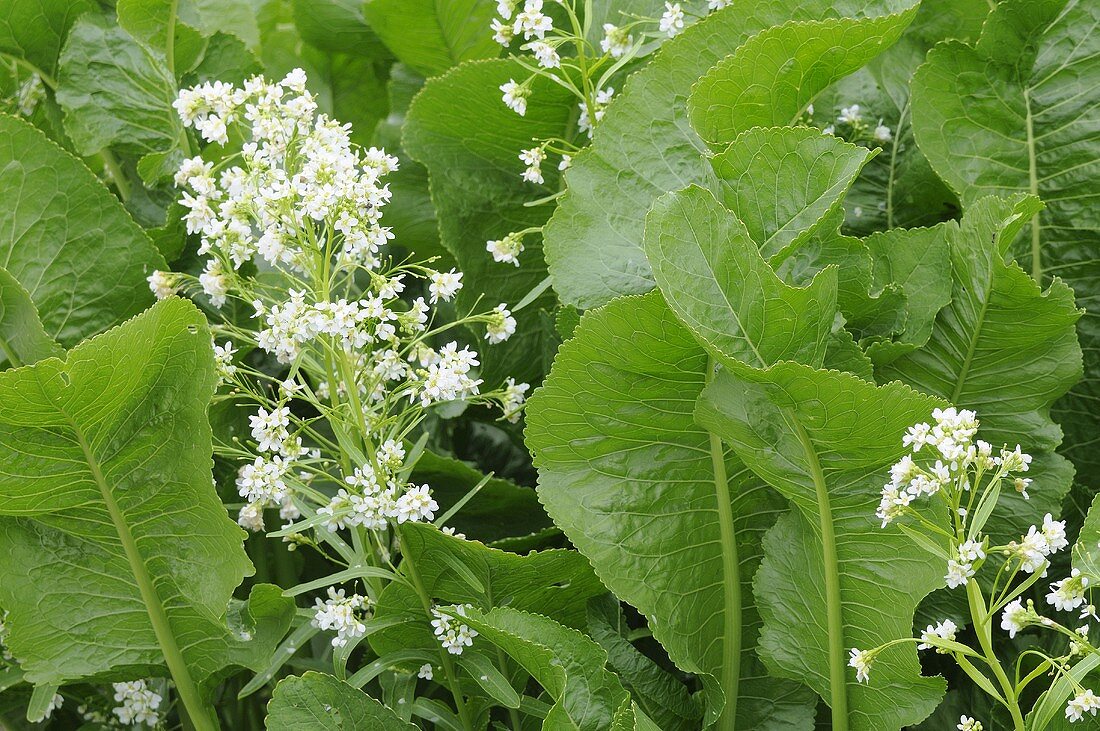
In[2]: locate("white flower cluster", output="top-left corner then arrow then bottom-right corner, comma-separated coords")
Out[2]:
164,69 -> 399,301
917,619 -> 957,653
1008,513 -> 1068,575
431,605 -> 478,655
659,2 -> 684,36
486,232 -> 525,266
820,102 -> 892,145
318,441 -> 439,531
578,87 -> 614,138
312,587 -> 372,648
877,408 -> 1032,529
111,680 -> 163,727
1049,569 -> 1090,612
957,716 -> 983,731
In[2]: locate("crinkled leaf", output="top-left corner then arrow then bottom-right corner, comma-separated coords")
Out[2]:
909,0 -> 1100,495
543,0 -> 917,308
876,196 -> 1082,543
402,59 -> 572,384
115,0 -> 206,74
56,13 -> 183,157
0,115 -> 165,348
0,298 -> 277,698
643,184 -> 837,369
362,0 -> 499,77
696,362 -> 948,730
526,291 -> 816,728
1072,493 -> 1100,585
292,0 -> 388,56
265,671 -> 416,730
688,8 -> 919,146
0,266 -> 61,369
707,126 -> 875,259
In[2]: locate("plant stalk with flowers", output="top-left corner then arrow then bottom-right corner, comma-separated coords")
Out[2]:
486,0 -> 730,268
851,408 -> 1100,729
151,68 -> 530,727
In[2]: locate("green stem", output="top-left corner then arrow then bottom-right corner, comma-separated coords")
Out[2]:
965,580 -> 1025,731
98,148 -> 131,202
793,418 -> 848,730
397,530 -> 475,731
706,358 -> 741,727
165,0 -> 179,77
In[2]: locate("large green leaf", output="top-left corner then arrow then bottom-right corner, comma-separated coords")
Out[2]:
266,671 -> 417,730
56,13 -> 182,157
697,362 -> 948,730
0,0 -> 94,80
0,299 -> 285,718
687,9 -> 919,146
461,606 -> 632,731
526,291 -> 815,728
643,184 -> 837,369
402,59 -> 573,385
876,196 -> 1082,542
362,0 -> 499,77
0,266 -> 62,369
909,0 -> 1100,495
541,0 -> 917,309
0,115 -> 165,348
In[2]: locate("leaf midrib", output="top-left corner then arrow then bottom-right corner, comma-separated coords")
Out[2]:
65,413 -> 212,730
1023,86 -> 1043,281
789,416 -> 848,730
706,358 -> 742,727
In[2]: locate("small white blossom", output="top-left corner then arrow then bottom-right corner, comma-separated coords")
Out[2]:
418,663 -> 434,680
558,154 -> 572,171
485,304 -> 517,344
429,269 -> 463,303
112,680 -> 163,726
501,378 -> 530,422
918,619 -> 957,652
601,24 -> 631,57
147,270 -> 177,300
839,104 -> 862,124
1067,689 -> 1100,723
513,0 -> 553,39
500,79 -> 529,116
945,559 -> 974,589
312,587 -> 371,648
659,2 -> 684,37
528,41 -> 560,69
491,18 -> 514,45
237,502 -> 265,531
519,146 -> 546,184
1048,569 -> 1089,611
958,716 -> 983,731
848,648 -> 873,683
872,122 -> 892,143
393,484 -> 438,523
1000,599 -> 1030,638
213,340 -> 237,382
487,233 -> 524,265
957,539 -> 985,563
431,605 -> 478,655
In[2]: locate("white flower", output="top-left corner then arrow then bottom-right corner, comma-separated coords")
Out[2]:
1048,569 -> 1089,611
848,648 -> 873,683
213,340 -> 237,382
945,559 -> 974,589
513,0 -> 553,39
876,483 -> 912,527
393,484 -> 438,523
601,24 -> 631,57
659,2 -> 684,36
491,18 -> 514,45
112,680 -> 163,726
578,86 -> 615,136
528,41 -> 560,69
839,104 -> 862,124
486,304 -> 517,343
1067,689 -> 1100,723
250,406 -> 291,454
958,716 -> 983,731
1043,513 -> 1069,553
501,378 -> 530,422
500,79 -> 529,116
872,123 -> 892,143
558,154 -> 572,171
519,146 -> 545,184
1000,599 -> 1029,638
237,454 -> 292,505
200,258 -> 230,307
312,587 -> 371,648
1000,445 -> 1033,472
487,233 -> 525,265
1014,476 -> 1033,499
147,270 -> 177,299
431,605 -> 478,655
707,0 -> 730,8
429,269 -> 463,303
918,619 -> 957,652
957,539 -> 985,563
418,663 -> 434,680
496,0 -> 515,18
237,502 -> 265,531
